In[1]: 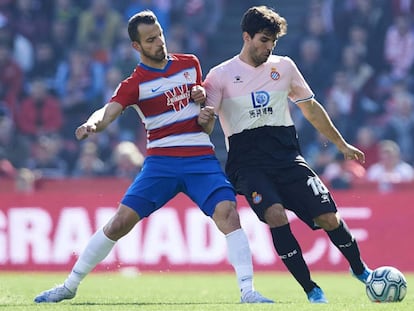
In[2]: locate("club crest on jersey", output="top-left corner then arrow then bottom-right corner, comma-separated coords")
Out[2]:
252,192 -> 262,204
165,84 -> 191,111
251,91 -> 270,108
270,67 -> 280,80
183,71 -> 192,82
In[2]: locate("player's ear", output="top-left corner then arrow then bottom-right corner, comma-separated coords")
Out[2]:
131,41 -> 141,52
242,31 -> 252,42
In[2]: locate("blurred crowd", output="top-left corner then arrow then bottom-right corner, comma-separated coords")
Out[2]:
0,0 -> 414,192
287,0 -> 414,190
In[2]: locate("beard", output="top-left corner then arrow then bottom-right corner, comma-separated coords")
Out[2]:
141,46 -> 167,63
249,46 -> 270,67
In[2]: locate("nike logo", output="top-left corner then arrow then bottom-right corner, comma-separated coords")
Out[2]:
151,85 -> 162,92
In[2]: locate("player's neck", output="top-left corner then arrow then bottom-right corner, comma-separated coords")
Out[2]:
238,53 -> 260,68
141,57 -> 169,70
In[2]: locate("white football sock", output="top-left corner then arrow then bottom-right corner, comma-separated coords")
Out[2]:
225,228 -> 254,294
64,228 -> 116,292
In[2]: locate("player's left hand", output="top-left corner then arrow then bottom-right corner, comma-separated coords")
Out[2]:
191,85 -> 206,105
341,144 -> 365,164
198,106 -> 216,126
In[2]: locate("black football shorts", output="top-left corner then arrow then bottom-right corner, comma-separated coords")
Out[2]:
230,162 -> 338,230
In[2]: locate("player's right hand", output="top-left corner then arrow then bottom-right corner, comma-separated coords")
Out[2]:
75,123 -> 96,140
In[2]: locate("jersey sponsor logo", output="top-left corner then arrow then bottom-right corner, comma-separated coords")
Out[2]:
165,84 -> 191,111
251,91 -> 270,108
252,191 -> 262,204
270,67 -> 280,80
151,85 -> 162,92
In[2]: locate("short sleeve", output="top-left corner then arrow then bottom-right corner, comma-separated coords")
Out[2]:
286,57 -> 314,103
203,67 -> 223,112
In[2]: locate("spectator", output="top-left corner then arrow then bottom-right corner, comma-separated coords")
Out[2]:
14,167 -> 36,193
334,0 -> 390,70
384,13 -> 414,80
346,24 -> 369,61
53,0 -> 80,34
354,126 -> 380,169
11,0 -> 50,43
50,19 -> 74,60
0,37 -> 23,116
341,45 -> 374,94
295,37 -> 333,100
76,0 -> 123,62
26,134 -> 68,179
380,91 -> 414,164
390,0 -> 414,17
15,78 -> 63,138
0,13 -> 34,73
366,139 -> 414,186
0,106 -> 30,178
172,0 -> 223,63
109,141 -> 144,179
29,41 -> 59,91
54,48 -> 105,139
295,9 -> 341,66
324,70 -> 358,140
72,141 -> 106,177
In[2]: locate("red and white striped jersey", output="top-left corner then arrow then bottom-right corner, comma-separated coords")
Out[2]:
110,53 -> 214,157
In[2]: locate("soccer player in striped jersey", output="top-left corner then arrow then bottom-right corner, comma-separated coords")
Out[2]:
203,6 -> 372,303
34,10 -> 272,304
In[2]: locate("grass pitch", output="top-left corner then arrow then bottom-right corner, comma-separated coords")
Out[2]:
0,271 -> 412,310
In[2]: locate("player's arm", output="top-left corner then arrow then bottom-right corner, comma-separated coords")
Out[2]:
75,102 -> 123,140
297,98 -> 365,163
197,106 -> 216,135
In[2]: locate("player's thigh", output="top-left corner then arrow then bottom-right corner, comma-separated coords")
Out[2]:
278,164 -> 337,230
231,167 -> 282,223
121,159 -> 181,218
184,171 -> 236,217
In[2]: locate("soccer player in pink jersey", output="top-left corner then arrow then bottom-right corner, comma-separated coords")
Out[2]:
203,6 -> 372,303
33,10 -> 272,304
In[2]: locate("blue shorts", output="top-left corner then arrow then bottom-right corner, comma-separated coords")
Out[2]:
121,155 -> 236,218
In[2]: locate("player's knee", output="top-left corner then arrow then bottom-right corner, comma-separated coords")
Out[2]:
103,204 -> 140,240
314,212 -> 340,231
264,204 -> 289,227
212,201 -> 241,234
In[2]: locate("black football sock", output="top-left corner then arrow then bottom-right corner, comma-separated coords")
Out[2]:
271,224 -> 317,293
326,219 -> 365,274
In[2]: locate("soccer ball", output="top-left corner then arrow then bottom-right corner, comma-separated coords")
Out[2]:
366,266 -> 407,302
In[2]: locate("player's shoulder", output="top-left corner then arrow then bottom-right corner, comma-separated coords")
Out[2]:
169,53 -> 200,63
208,55 -> 238,73
267,54 -> 295,66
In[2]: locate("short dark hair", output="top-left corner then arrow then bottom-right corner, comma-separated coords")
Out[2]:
241,6 -> 287,39
127,10 -> 158,43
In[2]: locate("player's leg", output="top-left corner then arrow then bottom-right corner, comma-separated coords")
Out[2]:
314,212 -> 372,283
281,161 -> 372,284
185,157 -> 273,303
34,203 -> 141,303
233,167 -> 327,303
204,189 -> 273,303
34,157 -> 175,303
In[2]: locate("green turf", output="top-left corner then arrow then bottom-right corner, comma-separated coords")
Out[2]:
0,272 -> 412,310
